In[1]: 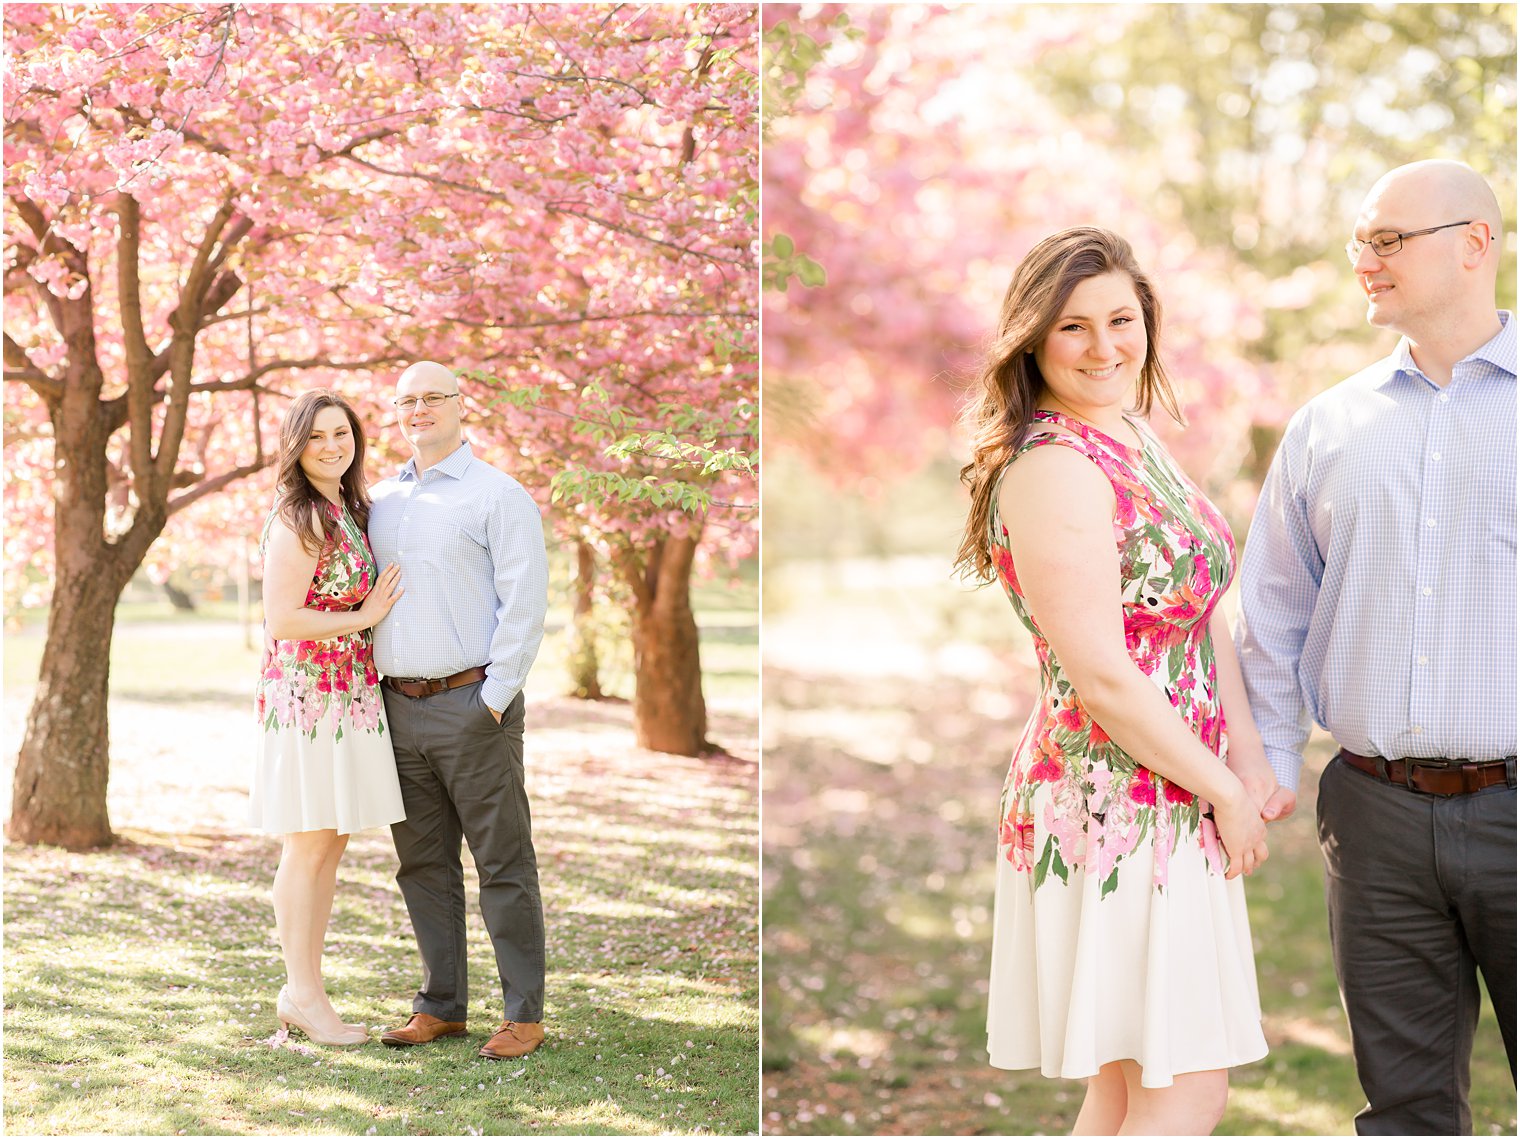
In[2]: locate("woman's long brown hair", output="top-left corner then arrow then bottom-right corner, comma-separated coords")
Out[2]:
273,389 -> 372,557
954,227 -> 1182,583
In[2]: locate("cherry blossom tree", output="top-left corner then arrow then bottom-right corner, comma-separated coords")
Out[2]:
4,2 -> 756,848
763,3 -> 1513,508
763,4 -> 1267,501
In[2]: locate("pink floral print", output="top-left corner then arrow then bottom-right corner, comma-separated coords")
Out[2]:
993,411 -> 1235,896
255,502 -> 385,741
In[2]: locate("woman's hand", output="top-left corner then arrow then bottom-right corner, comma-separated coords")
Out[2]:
1228,742 -> 1276,809
1211,782 -> 1269,880
359,563 -> 404,627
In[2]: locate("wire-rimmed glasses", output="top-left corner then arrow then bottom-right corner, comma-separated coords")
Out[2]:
1345,220 -> 1475,264
393,393 -> 459,411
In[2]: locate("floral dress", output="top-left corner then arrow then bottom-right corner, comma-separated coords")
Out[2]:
250,500 -> 405,836
985,411 -> 1267,1088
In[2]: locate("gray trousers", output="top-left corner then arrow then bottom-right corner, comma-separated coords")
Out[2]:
383,682 -> 544,1024
1317,754 -> 1516,1135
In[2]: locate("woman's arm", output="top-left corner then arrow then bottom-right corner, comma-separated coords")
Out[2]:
1211,606 -> 1297,822
262,513 -> 403,641
1000,447 -> 1267,877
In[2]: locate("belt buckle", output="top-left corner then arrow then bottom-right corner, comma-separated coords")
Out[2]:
1404,757 -> 1453,794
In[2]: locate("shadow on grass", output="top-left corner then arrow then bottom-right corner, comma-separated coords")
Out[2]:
5,745 -> 758,1135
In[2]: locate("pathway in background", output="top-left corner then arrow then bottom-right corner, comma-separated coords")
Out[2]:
2,617 -> 759,1136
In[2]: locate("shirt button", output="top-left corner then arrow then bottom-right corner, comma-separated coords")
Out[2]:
1438,393 -> 1450,403
1417,655 -> 1428,665
1431,452 -> 1441,461
1412,725 -> 1424,734
1426,518 -> 1436,527
1422,587 -> 1433,596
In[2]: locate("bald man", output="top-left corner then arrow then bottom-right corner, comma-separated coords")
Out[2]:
1237,161 -> 1515,1134
367,361 -> 551,1060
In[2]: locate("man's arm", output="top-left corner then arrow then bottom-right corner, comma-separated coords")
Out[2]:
1235,419 -> 1323,798
480,483 -> 550,715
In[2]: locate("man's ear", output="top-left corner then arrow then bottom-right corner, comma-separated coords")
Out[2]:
1463,221 -> 1496,267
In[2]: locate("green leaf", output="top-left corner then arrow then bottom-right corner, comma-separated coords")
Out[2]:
1033,837 -> 1054,889
796,256 -> 827,287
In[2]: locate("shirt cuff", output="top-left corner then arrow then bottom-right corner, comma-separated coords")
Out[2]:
1265,746 -> 1304,793
480,675 -> 515,714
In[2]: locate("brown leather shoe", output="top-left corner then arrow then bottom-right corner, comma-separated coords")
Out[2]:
479,1020 -> 545,1059
380,1012 -> 467,1048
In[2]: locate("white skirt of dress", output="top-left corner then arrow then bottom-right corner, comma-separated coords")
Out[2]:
986,829 -> 1267,1088
250,698 -> 405,836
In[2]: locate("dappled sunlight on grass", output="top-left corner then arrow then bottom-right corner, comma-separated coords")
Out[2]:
4,614 -> 757,1135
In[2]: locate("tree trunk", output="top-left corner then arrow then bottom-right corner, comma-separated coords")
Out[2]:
9,568 -> 130,848
162,580 -> 197,611
566,539 -> 604,700
619,529 -> 708,755
9,363 -> 149,849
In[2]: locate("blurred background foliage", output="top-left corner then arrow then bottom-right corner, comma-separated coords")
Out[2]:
760,4 -> 1517,1135
763,1 -> 1515,538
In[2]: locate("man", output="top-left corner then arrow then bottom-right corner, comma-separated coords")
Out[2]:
1238,160 -> 1515,1135
368,360 -> 551,1060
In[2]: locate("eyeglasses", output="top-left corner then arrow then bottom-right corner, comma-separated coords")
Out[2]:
1345,220 -> 1476,264
393,393 -> 459,411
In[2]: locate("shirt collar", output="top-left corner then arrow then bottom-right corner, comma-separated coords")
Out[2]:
1386,310 -> 1515,387
399,441 -> 474,482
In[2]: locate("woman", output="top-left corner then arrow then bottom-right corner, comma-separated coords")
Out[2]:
252,389 -> 405,1046
956,228 -> 1278,1135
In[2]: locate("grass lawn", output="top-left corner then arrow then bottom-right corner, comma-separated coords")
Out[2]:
3,595 -> 758,1136
760,563 -> 1515,1137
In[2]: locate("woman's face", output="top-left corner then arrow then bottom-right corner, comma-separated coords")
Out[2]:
1033,271 -> 1148,416
298,405 -> 356,488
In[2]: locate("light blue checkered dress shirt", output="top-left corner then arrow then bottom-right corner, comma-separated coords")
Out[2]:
368,442 -> 548,713
1237,311 -> 1517,791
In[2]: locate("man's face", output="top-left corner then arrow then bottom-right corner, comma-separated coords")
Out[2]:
396,370 -> 462,454
1349,176 -> 1467,335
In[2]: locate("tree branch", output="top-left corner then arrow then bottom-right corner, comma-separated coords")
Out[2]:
166,458 -> 273,516
157,194 -> 247,486
3,334 -> 62,403
177,197 -> 238,327
544,202 -> 747,266
228,353 -> 409,388
8,194 -> 72,335
335,154 -> 744,267
368,304 -> 751,330
116,192 -> 157,491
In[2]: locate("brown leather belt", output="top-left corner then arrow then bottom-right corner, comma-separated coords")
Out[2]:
382,666 -> 488,699
1339,749 -> 1516,796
